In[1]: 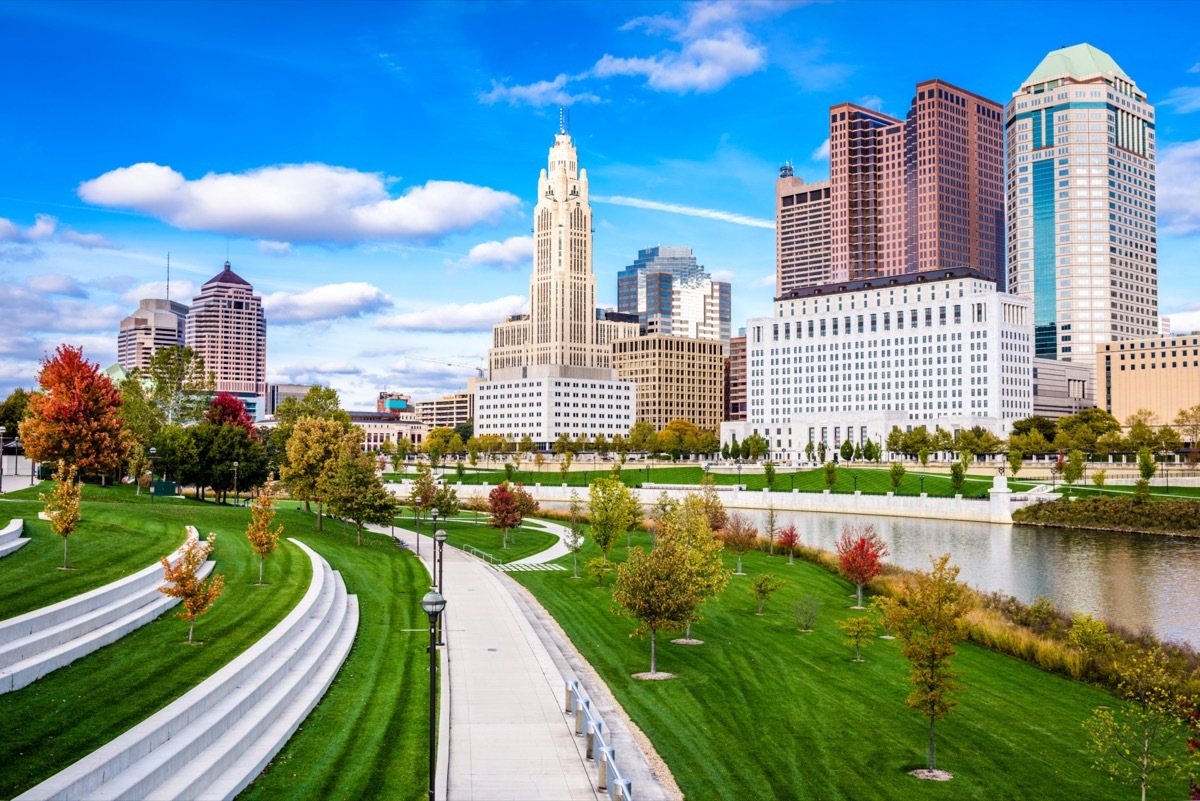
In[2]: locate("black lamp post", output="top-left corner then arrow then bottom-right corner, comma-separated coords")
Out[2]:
419,589 -> 446,801
429,507 -> 440,567
919,475 -> 925,495
853,473 -> 858,493
789,472 -> 794,491
737,461 -> 742,488
0,425 -> 6,494
434,528 -> 448,646
149,447 -> 156,504
233,460 -> 239,506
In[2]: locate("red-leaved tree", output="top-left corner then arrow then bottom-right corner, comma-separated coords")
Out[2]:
20,344 -> 128,478
775,525 -> 800,565
721,513 -> 758,575
205,392 -> 257,438
488,483 -> 521,549
835,525 -> 890,608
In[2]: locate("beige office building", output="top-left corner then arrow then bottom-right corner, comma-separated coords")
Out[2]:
776,168 -> 831,296
117,298 -> 188,371
416,391 -> 471,428
185,262 -> 266,397
1097,334 -> 1200,427
612,334 -> 724,432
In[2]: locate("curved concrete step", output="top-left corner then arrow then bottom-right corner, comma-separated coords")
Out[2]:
0,519 -> 28,558
17,538 -> 359,801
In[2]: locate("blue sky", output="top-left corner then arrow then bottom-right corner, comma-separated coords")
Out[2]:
2,0 -> 1199,409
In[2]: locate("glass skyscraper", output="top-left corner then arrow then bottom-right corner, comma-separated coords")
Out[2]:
1006,44 -> 1158,361
616,246 -> 731,345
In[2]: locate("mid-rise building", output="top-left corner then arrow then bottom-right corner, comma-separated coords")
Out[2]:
1006,43 -> 1158,362
377,392 -> 415,417
416,391 -> 471,429
117,298 -> 188,371
185,262 -> 266,413
349,411 -> 426,452
725,331 -> 747,421
479,122 -> 637,448
616,246 -> 731,344
265,383 -> 317,417
776,167 -> 831,295
722,268 -> 1033,462
824,80 -> 1005,287
1097,334 -> 1200,428
1031,358 -> 1095,419
611,334 -> 724,431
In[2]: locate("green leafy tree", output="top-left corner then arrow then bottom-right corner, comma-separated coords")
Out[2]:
1007,447 -> 1023,478
839,616 -> 878,662
152,424 -> 198,484
141,345 -> 214,426
588,477 -> 640,580
407,461 -> 439,535
269,385 -> 350,473
805,441 -> 815,462
721,442 -> 730,460
949,462 -> 966,495
0,387 -> 30,433
432,484 -> 461,520
1063,449 -> 1086,493
853,442 -> 863,461
744,433 -> 769,461
1092,469 -> 1107,489
840,440 -> 854,461
762,461 -> 776,489
817,441 -> 827,463
823,461 -> 837,491
889,461 -> 906,492
454,420 -> 473,443
565,491 -> 586,578
655,494 -> 729,642
1135,446 -> 1156,502
863,439 -> 878,463
559,451 -> 573,483
749,573 -> 785,615
455,460 -> 466,483
882,554 -> 971,774
886,427 -> 904,456
326,445 -> 401,546
518,434 -> 536,454
119,376 -> 161,448
612,535 -> 694,675
698,475 -> 727,533
918,448 -> 930,469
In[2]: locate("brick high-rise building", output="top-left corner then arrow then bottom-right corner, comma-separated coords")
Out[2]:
185,262 -> 266,401
724,332 -> 747,422
776,167 -> 831,296
821,80 -> 1005,287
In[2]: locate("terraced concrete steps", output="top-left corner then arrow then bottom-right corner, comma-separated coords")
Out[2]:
0,529 -> 209,694
17,537 -> 358,801
0,518 -> 29,558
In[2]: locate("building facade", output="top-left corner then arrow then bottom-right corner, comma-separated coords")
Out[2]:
776,168 -> 831,296
722,268 -> 1033,461
185,262 -> 267,403
825,81 -> 1005,287
725,332 -> 747,421
611,334 -> 724,432
349,411 -> 427,452
616,245 -> 731,344
265,383 -> 316,417
117,298 -> 188,371
416,391 -> 472,429
1097,334 -> 1200,427
1006,43 -> 1158,362
1031,358 -> 1095,419
473,367 -> 635,443
377,392 -> 415,417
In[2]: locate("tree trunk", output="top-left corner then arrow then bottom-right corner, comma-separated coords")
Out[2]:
685,621 -> 692,640
650,629 -> 657,673
356,522 -> 362,546
305,499 -> 311,513
259,555 -> 264,585
757,598 -> 765,615
572,554 -> 578,578
788,551 -> 794,565
63,537 -> 68,569
928,718 -> 936,770
188,619 -> 195,644
856,584 -> 864,608
855,642 -> 861,661
317,502 -> 323,531
736,554 -> 743,574
503,528 -> 508,548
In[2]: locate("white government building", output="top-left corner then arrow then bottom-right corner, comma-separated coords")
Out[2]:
721,268 -> 1034,462
474,121 -> 637,447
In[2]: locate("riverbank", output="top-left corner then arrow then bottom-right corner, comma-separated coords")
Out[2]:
1013,497 -> 1200,538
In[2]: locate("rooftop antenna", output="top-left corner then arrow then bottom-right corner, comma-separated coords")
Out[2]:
558,106 -> 564,135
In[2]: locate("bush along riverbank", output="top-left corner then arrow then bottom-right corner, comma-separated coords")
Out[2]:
1013,496 -> 1200,537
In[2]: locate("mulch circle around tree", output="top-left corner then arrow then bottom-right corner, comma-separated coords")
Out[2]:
670,638 -> 704,646
909,769 -> 953,781
632,672 -> 676,681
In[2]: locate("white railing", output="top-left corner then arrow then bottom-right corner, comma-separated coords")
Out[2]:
461,544 -> 500,565
564,679 -> 633,800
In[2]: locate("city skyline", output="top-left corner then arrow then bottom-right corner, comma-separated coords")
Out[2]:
3,1 -> 1200,408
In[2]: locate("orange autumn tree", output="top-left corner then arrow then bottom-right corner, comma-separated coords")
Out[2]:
160,533 -> 225,644
20,344 -> 128,480
40,462 -> 82,569
246,488 -> 283,585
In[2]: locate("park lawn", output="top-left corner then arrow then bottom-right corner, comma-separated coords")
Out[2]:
393,515 -> 557,563
0,497 -> 312,797
0,497 -> 195,620
509,532 -> 1185,801
237,509 -> 431,801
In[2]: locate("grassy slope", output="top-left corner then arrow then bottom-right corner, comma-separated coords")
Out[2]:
393,516 -> 557,563
237,510 -> 430,801
510,530 -> 1188,801
0,494 -> 311,797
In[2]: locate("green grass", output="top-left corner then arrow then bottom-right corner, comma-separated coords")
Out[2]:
0,495 -> 312,797
237,509 -> 431,801
508,531 -> 1188,801
393,515 -> 557,563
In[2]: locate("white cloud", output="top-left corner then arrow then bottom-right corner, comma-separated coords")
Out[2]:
1158,140 -> 1200,234
119,279 -> 199,307
594,30 -> 764,93
261,282 -> 393,324
1189,63 -> 1200,74
374,295 -> 529,332
1162,86 -> 1200,113
28,274 -> 88,298
60,230 -> 121,249
1166,309 -> 1200,334
480,74 -> 600,107
0,278 -> 122,334
0,214 -> 117,250
592,194 -> 774,229
452,235 -> 534,270
709,269 -> 735,281
0,218 -> 19,240
257,240 -> 293,256
750,273 -> 777,289
811,137 -> 830,161
26,214 -> 57,240
856,94 -> 885,112
78,162 -> 520,245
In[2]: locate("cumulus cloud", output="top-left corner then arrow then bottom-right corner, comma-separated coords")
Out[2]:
1189,63 -> 1200,74
750,273 -> 777,288
594,30 -> 764,93
449,235 -> 534,270
28,274 -> 88,298
261,282 -> 393,324
0,278 -> 123,334
257,240 -> 293,256
78,163 -> 520,245
480,74 -> 600,107
592,194 -> 774,229
1162,86 -> 1200,114
811,137 -> 830,161
61,230 -> 121,249
709,269 -> 735,281
119,279 -> 199,307
374,295 -> 528,333
0,214 -> 117,250
1158,140 -> 1200,235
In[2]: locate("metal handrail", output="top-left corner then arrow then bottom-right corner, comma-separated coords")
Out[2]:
564,679 -> 633,800
461,544 -> 500,565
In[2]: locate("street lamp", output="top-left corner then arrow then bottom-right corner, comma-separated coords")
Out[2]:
0,425 -> 6,495
919,475 -> 925,495
233,461 -> 239,506
434,528 -> 448,646
428,507 -> 440,564
853,473 -> 858,493
419,589 -> 447,801
149,447 -> 157,504
737,461 -> 742,488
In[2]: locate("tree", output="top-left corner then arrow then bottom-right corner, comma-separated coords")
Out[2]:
511,483 -> 538,533
587,477 -> 640,579
918,448 -> 930,469
126,441 -> 150,495
407,462 -> 439,535
763,461 -> 776,490
794,595 -> 820,632
534,452 -> 545,474
454,420 -> 474,443
721,442 -> 730,460
1174,404 -> 1200,449
764,503 -> 778,556
805,441 -> 815,462
1063,449 -> 1086,493
205,392 -> 255,436
189,413 -> 269,503
628,420 -> 657,453
281,416 -> 344,524
269,385 -> 350,474
1135,446 -> 1156,502
519,434 -> 536,454
949,462 -> 966,495
823,461 -> 837,490
565,491 -> 586,578
41,463 -> 82,569
612,536 -> 694,675
119,377 -> 161,448
425,427 -> 463,459
503,462 -> 516,482
1007,447 -> 1023,478
455,460 -> 466,483
889,462 -> 906,492
1084,647 -> 1195,801
21,344 -> 129,478
656,494 -> 729,643
817,441 -> 827,463
1013,415 -> 1057,443
0,387 -> 31,433
886,427 -> 904,456
744,433 -> 769,461
326,444 -> 401,545
152,424 -> 198,484
883,554 -> 970,774
749,573 -> 785,615
559,451 -> 573,483
775,525 -> 799,565
246,487 -> 283,583
863,439 -> 878,463
839,616 -> 878,662
141,345 -> 214,427
835,525 -> 889,608
698,475 -> 727,532
840,440 -> 854,461
853,442 -> 863,461
721,513 -> 758,575
1092,469 -> 1107,489
433,484 -> 461,521
159,532 -> 225,644
488,483 -> 521,549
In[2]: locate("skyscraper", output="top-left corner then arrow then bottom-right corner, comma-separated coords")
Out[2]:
616,245 -> 731,344
787,80 -> 1004,290
185,262 -> 266,403
117,298 -> 188,371
1006,43 -> 1158,361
